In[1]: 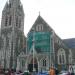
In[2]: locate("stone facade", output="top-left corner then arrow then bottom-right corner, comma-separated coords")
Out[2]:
0,0 -> 26,69
26,15 -> 69,71
18,15 -> 72,71
0,0 -> 73,72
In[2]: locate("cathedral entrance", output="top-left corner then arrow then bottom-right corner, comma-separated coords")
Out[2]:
28,58 -> 38,72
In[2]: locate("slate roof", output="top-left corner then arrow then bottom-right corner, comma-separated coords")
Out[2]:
27,15 -> 53,35
63,38 -> 75,61
63,38 -> 75,49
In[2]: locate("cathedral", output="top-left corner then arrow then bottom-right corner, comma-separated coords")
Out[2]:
0,0 -> 26,69
0,0 -> 74,72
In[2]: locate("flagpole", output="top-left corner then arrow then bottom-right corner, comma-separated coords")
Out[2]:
32,28 -> 35,72
25,38 -> 28,70
52,30 -> 55,67
49,32 -> 51,69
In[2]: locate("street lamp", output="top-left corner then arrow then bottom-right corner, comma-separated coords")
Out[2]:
32,28 -> 36,72
51,30 -> 55,67
49,30 -> 55,69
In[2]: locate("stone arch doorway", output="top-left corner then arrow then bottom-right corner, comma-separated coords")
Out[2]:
28,57 -> 38,72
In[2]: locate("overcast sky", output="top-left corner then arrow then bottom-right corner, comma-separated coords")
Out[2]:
0,0 -> 75,39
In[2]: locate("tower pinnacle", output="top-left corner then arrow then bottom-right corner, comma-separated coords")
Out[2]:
39,11 -> 40,16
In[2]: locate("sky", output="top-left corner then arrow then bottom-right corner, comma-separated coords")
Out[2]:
0,0 -> 75,39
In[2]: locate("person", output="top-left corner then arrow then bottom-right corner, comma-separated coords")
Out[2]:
11,71 -> 15,75
69,65 -> 74,75
55,68 -> 59,75
7,69 -> 12,75
11,69 -> 15,75
49,66 -> 55,75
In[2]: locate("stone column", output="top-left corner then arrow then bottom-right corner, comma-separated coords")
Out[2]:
3,36 -> 7,69
1,35 -> 4,68
16,57 -> 20,71
37,58 -> 40,72
9,36 -> 12,68
12,33 -> 16,69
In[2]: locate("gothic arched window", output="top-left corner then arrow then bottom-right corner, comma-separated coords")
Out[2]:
59,55 -> 62,64
6,37 -> 9,48
58,48 -> 66,64
36,24 -> 43,31
5,16 -> 8,26
43,59 -> 46,66
9,3 -> 11,8
16,17 -> 18,27
9,16 -> 12,25
0,38 -> 4,49
19,19 -> 21,28
69,50 -> 72,64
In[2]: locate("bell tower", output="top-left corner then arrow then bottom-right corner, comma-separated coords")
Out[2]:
1,0 -> 25,69
1,0 -> 24,30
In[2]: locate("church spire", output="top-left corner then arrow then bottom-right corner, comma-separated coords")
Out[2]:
39,11 -> 40,16
8,0 -> 21,8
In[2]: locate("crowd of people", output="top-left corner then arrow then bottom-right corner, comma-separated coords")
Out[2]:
0,66 -> 74,75
0,69 -> 23,75
49,66 -> 74,75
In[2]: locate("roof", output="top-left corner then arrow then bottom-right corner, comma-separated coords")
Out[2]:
27,15 -> 53,35
63,38 -> 75,49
